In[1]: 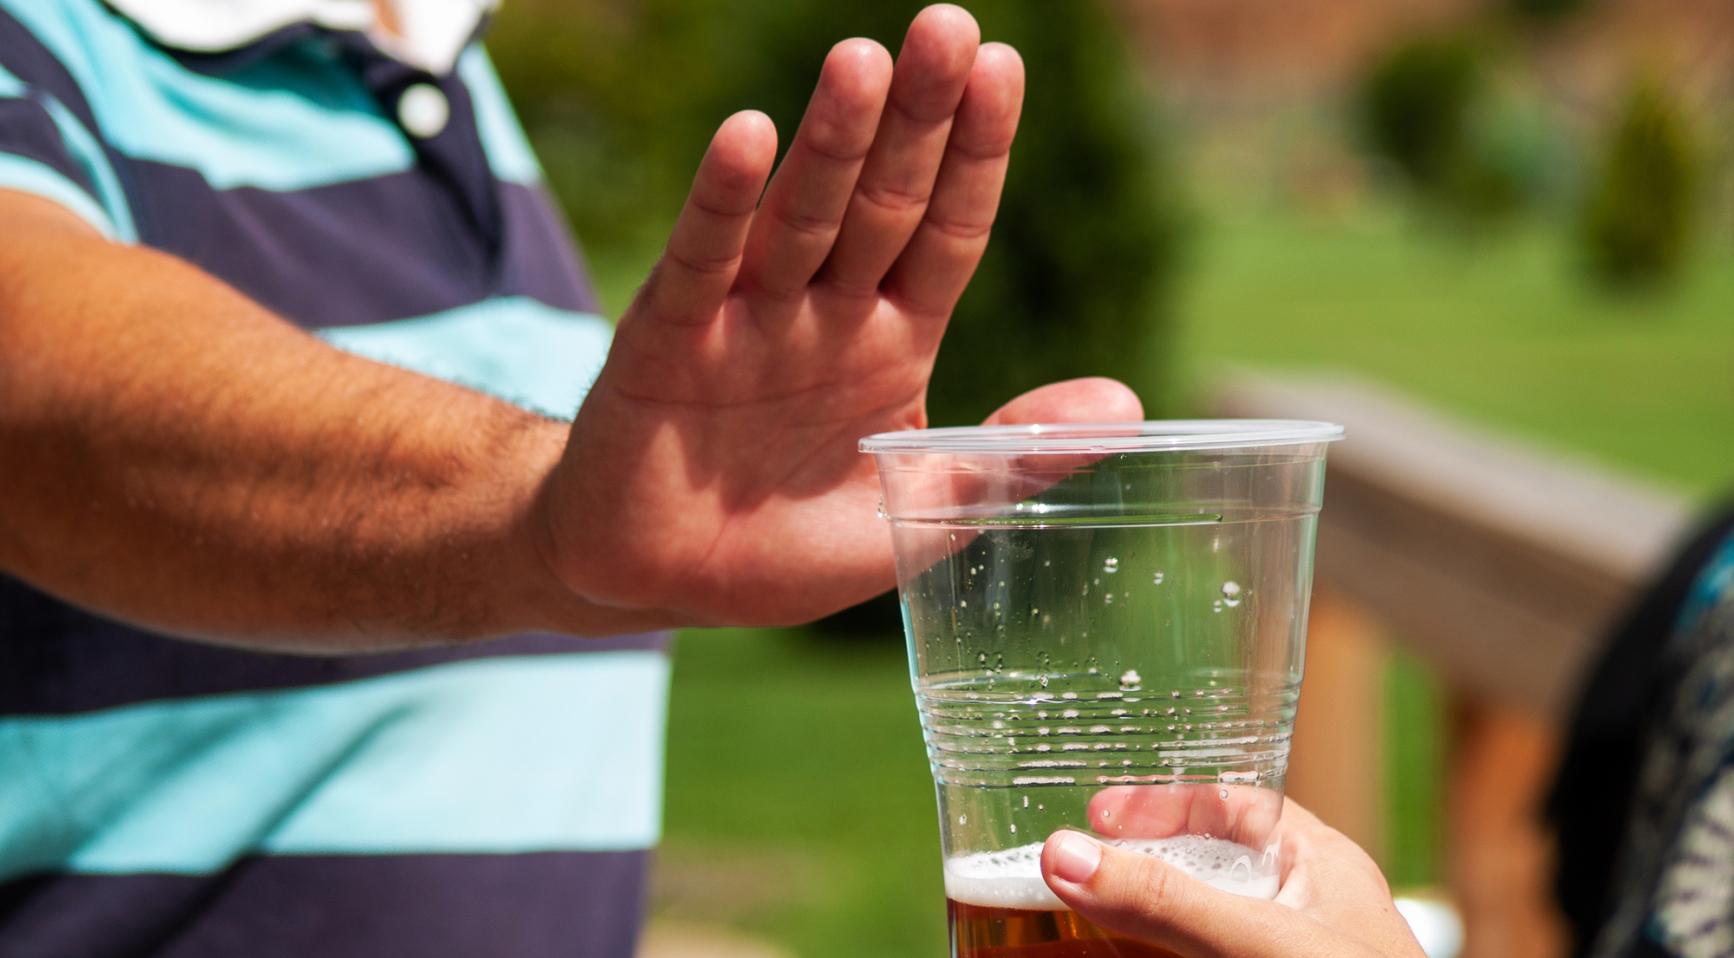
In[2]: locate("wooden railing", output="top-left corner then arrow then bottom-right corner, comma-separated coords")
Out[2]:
1212,371 -> 1696,958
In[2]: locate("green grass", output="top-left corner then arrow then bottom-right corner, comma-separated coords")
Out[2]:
645,200 -> 1733,954
1382,651 -> 1447,889
657,628 -> 943,955
1173,204 -> 1734,496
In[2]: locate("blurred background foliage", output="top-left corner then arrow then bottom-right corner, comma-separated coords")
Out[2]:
1356,30 -> 1562,225
485,0 -> 1733,954
1578,74 -> 1702,286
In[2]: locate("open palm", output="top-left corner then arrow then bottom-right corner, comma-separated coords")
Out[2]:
544,5 -> 1140,628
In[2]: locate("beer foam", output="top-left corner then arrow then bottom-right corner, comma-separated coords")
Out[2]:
944,836 -> 1278,910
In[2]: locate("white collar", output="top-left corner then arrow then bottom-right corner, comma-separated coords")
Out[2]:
103,0 -> 499,74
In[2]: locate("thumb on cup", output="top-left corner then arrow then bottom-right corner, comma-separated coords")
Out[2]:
980,377 -> 1143,428
1039,830 -> 1304,958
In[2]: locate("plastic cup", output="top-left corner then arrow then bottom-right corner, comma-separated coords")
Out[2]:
861,420 -> 1343,957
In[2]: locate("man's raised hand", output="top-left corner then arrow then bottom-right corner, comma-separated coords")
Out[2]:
541,5 -> 1141,629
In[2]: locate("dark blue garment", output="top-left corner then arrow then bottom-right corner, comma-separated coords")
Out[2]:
1550,507 -> 1734,958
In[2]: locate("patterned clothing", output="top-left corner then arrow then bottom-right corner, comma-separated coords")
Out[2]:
0,2 -> 666,955
1553,509 -> 1734,958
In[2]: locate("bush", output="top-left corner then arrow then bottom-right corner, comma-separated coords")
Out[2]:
1357,34 -> 1487,194
488,0 -> 1184,422
1578,76 -> 1699,287
1356,31 -> 1570,226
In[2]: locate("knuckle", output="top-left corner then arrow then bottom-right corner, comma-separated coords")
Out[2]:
801,126 -> 871,164
922,215 -> 992,242
666,248 -> 741,277
1128,858 -> 1180,913
950,133 -> 1016,161
774,206 -> 838,238
1366,859 -> 1392,897
858,182 -> 930,216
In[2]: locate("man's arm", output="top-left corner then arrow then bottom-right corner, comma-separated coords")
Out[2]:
0,192 -> 625,650
0,5 -> 1142,653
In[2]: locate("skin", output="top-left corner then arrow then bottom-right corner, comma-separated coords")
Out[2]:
1040,798 -> 1429,958
0,5 -> 1139,651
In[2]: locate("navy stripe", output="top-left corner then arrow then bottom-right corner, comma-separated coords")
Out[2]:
0,850 -> 647,958
0,575 -> 666,715
358,53 -> 504,258
124,160 -> 592,327
164,22 -> 334,77
504,181 -> 603,315
0,7 -> 97,137
0,94 -> 97,195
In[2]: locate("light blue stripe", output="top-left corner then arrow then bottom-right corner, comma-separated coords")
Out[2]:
0,652 -> 669,877
0,152 -> 117,237
4,0 -> 415,190
320,298 -> 614,419
1678,531 -> 1734,635
0,59 -> 134,239
38,96 -> 137,241
458,46 -> 543,186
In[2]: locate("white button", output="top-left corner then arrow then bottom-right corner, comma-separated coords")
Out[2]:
398,83 -> 449,139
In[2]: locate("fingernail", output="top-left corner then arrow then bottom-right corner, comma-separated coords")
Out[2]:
1050,831 -> 1103,884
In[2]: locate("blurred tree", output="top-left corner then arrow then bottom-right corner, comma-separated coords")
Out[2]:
1355,31 -> 1562,226
1578,75 -> 1701,288
1357,34 -> 1486,195
488,0 -> 1183,424
1452,89 -> 1563,220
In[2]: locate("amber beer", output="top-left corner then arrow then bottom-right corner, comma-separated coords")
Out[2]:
944,838 -> 1276,958
949,897 -> 1181,958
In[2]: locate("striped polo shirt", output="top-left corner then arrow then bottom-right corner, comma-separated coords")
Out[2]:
0,2 -> 669,955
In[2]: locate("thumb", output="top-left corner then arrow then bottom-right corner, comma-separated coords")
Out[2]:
1040,831 -> 1308,958
981,377 -> 1143,426
978,377 -> 1143,485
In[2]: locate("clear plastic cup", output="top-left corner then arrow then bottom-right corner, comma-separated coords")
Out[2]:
862,420 -> 1343,957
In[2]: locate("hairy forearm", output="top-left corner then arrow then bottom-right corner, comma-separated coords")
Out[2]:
0,196 -> 652,650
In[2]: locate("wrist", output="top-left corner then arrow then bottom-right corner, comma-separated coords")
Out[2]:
498,417 -> 681,637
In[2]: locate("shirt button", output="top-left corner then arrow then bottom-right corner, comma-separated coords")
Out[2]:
398,83 -> 450,139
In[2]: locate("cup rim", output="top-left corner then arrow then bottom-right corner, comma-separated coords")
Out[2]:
859,419 -> 1344,455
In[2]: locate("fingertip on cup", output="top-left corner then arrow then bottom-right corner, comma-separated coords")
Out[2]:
1044,830 -> 1104,885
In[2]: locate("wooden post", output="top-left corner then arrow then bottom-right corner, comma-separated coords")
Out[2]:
1286,589 -> 1387,859
1445,700 -> 1568,958
1212,372 -> 1691,720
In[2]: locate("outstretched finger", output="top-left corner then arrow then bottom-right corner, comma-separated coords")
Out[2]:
821,4 -> 979,295
638,111 -> 777,324
739,39 -> 891,298
881,40 -> 1022,318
